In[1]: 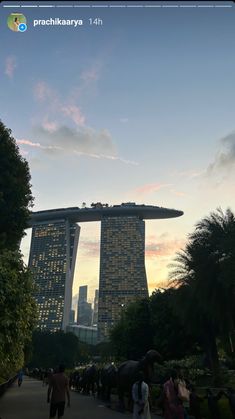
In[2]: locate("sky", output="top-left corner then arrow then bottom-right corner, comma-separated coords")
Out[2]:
1,1 -> 235,305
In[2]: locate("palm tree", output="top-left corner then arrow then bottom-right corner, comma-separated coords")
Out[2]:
169,208 -> 235,382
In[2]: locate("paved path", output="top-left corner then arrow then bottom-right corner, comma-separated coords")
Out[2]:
0,377 -> 162,419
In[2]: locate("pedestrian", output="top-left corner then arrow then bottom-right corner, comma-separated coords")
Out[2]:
175,369 -> 190,419
132,371 -> 151,419
163,370 -> 184,419
47,364 -> 70,419
17,369 -> 23,387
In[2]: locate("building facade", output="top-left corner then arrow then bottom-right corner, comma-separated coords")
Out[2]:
67,324 -> 98,345
98,216 -> 148,341
76,285 -> 92,326
78,285 -> 87,303
92,289 -> 99,326
29,219 -> 80,331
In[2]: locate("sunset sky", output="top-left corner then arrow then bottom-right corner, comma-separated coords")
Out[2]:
1,1 -> 235,305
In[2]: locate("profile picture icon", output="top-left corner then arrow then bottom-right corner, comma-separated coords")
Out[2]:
7,13 -> 27,32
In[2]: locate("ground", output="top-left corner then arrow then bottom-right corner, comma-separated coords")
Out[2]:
0,376 -> 162,419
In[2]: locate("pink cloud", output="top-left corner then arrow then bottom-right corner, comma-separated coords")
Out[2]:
79,240 -> 100,257
61,105 -> 85,126
34,81 -> 59,107
145,238 -> 186,258
42,119 -> 57,133
136,183 -> 173,196
34,81 -> 86,126
16,138 -> 62,152
5,56 -> 17,79
17,139 -> 42,148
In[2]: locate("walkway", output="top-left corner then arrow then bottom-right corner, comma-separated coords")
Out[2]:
0,376 -> 162,419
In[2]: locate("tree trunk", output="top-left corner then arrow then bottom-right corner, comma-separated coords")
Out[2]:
202,327 -> 221,385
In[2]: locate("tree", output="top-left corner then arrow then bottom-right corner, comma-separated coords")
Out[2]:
0,250 -> 37,378
169,208 -> 235,382
149,289 -> 197,360
110,298 -> 153,359
29,331 -> 80,369
0,120 -> 36,378
0,120 -> 33,251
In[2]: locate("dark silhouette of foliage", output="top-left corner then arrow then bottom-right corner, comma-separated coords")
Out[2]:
0,120 -> 36,378
29,331 -> 80,369
0,120 -> 33,251
169,208 -> 235,383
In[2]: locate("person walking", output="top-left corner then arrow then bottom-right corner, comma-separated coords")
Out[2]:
132,372 -> 151,419
17,369 -> 23,387
47,365 -> 70,419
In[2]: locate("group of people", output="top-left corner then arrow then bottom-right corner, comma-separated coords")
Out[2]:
131,368 -> 235,419
16,365 -> 235,419
131,369 -> 190,419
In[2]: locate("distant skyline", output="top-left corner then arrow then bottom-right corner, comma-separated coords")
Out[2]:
1,2 -> 235,301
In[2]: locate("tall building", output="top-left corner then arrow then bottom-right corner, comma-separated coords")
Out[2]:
92,289 -> 99,326
69,309 -> 75,324
78,285 -> 87,303
77,285 -> 92,326
29,204 -> 183,335
29,219 -> 80,331
98,216 -> 148,341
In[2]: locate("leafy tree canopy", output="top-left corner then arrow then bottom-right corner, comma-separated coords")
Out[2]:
0,250 -> 37,378
0,120 -> 33,251
29,331 -> 81,369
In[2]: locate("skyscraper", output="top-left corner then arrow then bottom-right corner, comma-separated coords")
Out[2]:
29,219 -> 80,331
98,215 -> 148,341
78,285 -> 87,303
77,285 -> 92,326
92,289 -> 99,326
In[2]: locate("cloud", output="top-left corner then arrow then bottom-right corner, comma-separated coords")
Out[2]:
135,183 -> 173,196
74,150 -> 138,165
16,138 -> 62,151
170,189 -> 186,197
207,131 -> 235,174
34,81 -> 86,127
17,139 -> 42,148
5,56 -> 17,79
34,125 -> 116,155
31,71 -> 136,165
61,105 -> 85,126
34,81 -> 55,102
79,240 -> 100,258
42,119 -> 58,133
16,127 -> 138,165
148,280 -> 168,290
176,170 -> 204,179
120,118 -> 129,123
145,238 -> 186,258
